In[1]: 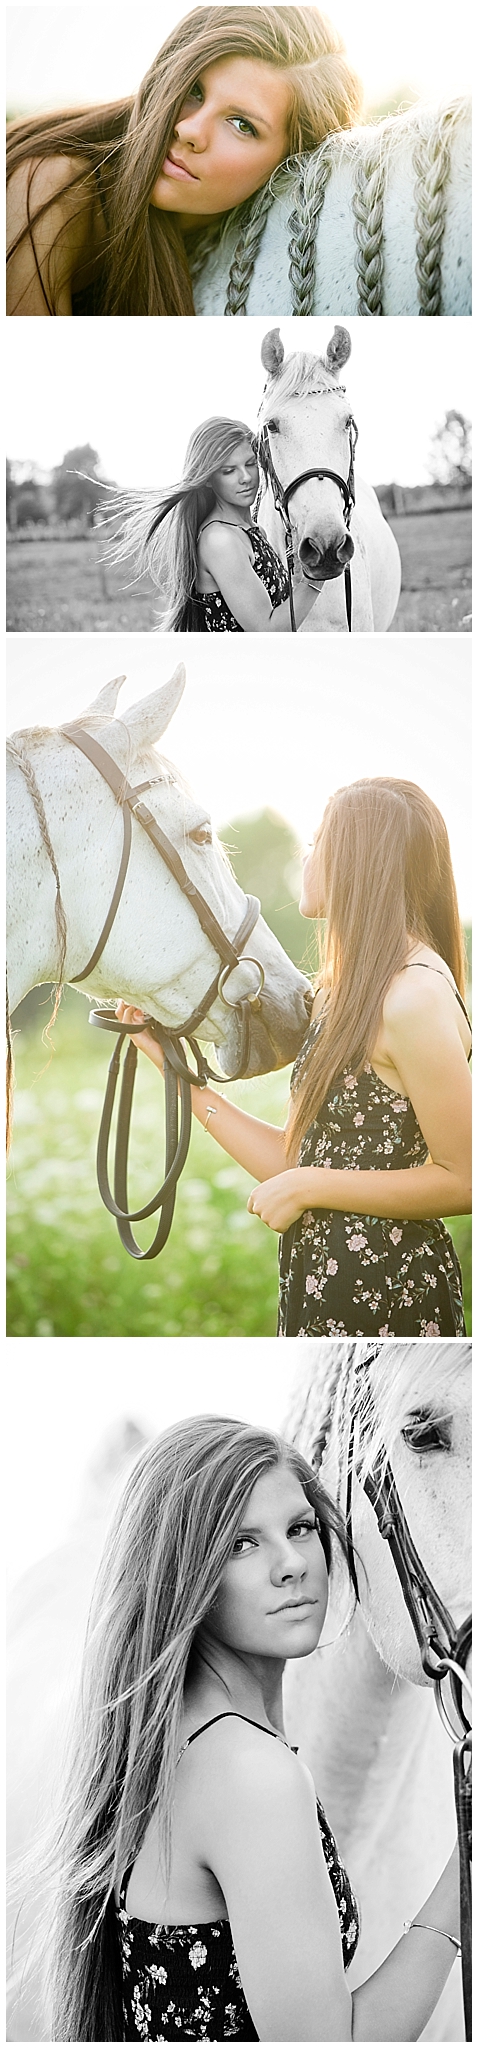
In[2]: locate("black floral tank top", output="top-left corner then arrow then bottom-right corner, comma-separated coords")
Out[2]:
279,975 -> 470,1340
192,523 -> 289,631
116,1712 -> 360,2041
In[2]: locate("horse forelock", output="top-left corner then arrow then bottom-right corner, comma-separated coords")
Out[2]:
259,351 -> 344,423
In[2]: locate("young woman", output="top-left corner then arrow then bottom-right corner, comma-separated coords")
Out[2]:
107,416 -> 321,631
6,5 -> 362,317
44,1416 -> 462,2041
118,777 -> 472,1338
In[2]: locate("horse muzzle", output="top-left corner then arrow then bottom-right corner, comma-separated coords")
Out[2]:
299,532 -> 355,581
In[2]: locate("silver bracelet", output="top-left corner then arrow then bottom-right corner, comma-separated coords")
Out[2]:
204,1104 -> 218,1129
403,1920 -> 461,1956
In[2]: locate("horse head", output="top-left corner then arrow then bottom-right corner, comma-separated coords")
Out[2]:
257,325 -> 357,587
286,1338 -> 471,1694
6,667 -> 312,1087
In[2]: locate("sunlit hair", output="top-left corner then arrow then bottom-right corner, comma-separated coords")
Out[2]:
40,1414 -> 352,2039
7,5 -> 363,316
105,416 -> 256,630
286,776 -> 467,1161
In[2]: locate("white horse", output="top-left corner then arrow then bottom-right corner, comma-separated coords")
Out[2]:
193,99 -> 471,318
256,325 -> 401,631
284,1337 -> 471,2041
6,664 -> 311,1122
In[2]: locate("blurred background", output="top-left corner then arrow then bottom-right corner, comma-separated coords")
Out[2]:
6,0 -> 473,122
7,636 -> 472,1339
6,318 -> 473,634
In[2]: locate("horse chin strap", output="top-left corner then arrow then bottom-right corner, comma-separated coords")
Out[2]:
60,724 -> 269,1261
343,1351 -> 472,2038
256,402 -> 357,633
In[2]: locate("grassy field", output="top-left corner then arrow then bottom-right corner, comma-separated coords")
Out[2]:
6,522 -> 472,633
7,994 -> 471,1339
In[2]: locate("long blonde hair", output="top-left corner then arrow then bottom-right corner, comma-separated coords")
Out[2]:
41,1415 -> 350,2039
287,776 -> 467,1160
105,416 -> 257,629
7,5 -> 362,315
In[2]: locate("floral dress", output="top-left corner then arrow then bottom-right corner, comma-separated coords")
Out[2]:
278,1014 -> 467,1339
192,524 -> 288,631
116,1713 -> 359,2042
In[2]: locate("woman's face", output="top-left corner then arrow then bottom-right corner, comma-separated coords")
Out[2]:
207,1464 -> 329,1663
211,438 -> 259,509
300,827 -> 327,920
150,54 -> 291,222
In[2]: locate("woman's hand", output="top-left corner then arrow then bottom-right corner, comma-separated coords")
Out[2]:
115,1002 -> 165,1074
247,1169 -> 308,1232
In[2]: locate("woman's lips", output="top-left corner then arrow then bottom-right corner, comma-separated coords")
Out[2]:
162,155 -> 199,184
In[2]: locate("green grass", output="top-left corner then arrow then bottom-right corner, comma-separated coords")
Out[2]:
7,994 -> 471,1338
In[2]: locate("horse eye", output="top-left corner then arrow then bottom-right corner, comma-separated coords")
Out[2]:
267,417 -> 280,434
402,1411 -> 451,1454
189,823 -> 212,846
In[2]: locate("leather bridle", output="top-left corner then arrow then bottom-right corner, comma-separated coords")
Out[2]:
341,1351 -> 472,2037
60,724 -> 268,1260
255,394 -> 358,633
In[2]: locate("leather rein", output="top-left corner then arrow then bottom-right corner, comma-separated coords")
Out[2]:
61,724 -> 265,1260
256,395 -> 358,633
342,1355 -> 472,2037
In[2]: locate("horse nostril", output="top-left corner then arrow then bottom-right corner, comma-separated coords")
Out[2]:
336,534 -> 354,564
298,539 -> 322,573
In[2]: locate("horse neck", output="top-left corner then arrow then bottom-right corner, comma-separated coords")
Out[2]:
284,1602 -> 443,1855
6,749 -> 65,1009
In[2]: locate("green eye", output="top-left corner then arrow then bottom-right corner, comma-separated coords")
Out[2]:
230,116 -> 258,138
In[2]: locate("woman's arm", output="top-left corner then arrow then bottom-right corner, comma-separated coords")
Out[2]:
352,1847 -> 460,2040
7,156 -> 98,314
115,1006 -> 287,1180
198,524 -> 320,632
202,1730 -> 460,2043
248,972 -> 471,1230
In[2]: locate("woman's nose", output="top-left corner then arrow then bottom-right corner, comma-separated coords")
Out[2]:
174,107 -> 208,152
270,1543 -> 306,1585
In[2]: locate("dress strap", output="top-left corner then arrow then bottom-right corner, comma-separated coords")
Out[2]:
176,1711 -> 282,1766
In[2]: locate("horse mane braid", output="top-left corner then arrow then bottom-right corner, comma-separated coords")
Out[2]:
413,106 -> 454,316
352,133 -> 388,316
287,142 -> 335,315
224,180 -> 280,316
7,739 -> 68,1034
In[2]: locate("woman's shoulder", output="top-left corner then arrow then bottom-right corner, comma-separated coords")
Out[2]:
382,947 -> 468,1045
7,154 -> 101,313
181,1712 -> 312,1800
198,522 -> 252,563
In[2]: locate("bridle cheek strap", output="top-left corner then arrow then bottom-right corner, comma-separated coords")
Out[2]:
59,723 -> 265,1260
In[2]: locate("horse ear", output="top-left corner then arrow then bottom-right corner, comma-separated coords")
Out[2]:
261,328 -> 285,378
120,664 -> 186,747
84,676 -> 127,717
324,326 -> 352,374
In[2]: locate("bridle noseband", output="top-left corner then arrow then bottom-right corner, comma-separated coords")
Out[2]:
256,392 -> 358,633
342,1352 -> 472,2037
60,724 -> 268,1260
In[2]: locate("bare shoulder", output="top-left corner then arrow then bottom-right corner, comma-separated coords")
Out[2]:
189,1716 -> 316,1818
382,952 -> 463,1044
310,985 -> 327,1022
7,154 -> 99,314
198,523 -> 250,566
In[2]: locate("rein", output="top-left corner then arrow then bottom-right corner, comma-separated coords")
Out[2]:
60,724 -> 266,1260
343,1354 -> 472,2036
256,397 -> 357,632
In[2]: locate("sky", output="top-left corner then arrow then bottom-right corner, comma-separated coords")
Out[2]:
6,634 -> 472,916
5,317 -> 473,490
6,1340 -> 305,1582
7,0 -> 472,115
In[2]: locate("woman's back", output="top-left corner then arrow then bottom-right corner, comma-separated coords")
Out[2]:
116,1712 -> 359,2042
6,154 -> 106,314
